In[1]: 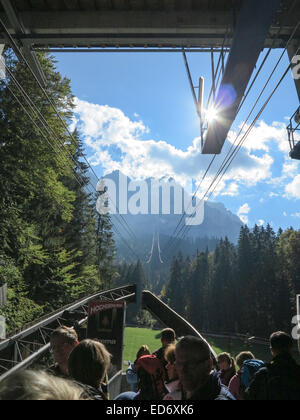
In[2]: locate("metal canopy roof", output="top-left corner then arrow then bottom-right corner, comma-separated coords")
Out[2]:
0,0 -> 299,49
0,0 -> 299,155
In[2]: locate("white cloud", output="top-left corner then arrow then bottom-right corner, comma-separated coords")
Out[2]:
285,175 -> 300,199
238,203 -> 251,224
228,120 -> 289,154
292,213 -> 300,218
282,160 -> 299,177
221,183 -> 239,197
258,220 -> 265,226
72,98 -> 290,197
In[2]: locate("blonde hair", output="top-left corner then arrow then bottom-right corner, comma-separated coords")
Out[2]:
50,326 -> 78,346
0,370 -> 86,401
136,345 -> 151,360
165,344 -> 176,364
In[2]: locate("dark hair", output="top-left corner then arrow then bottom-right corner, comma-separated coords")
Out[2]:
165,344 -> 176,365
270,332 -> 293,354
236,352 -> 255,369
161,328 -> 176,343
176,336 -> 211,360
68,339 -> 111,389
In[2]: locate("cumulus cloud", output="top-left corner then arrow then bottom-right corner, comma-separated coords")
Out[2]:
285,175 -> 300,199
71,98 -> 296,200
238,203 -> 251,224
221,182 -> 239,197
228,120 -> 289,153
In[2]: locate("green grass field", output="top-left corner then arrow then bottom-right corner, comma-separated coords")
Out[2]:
123,327 -> 284,369
123,327 -> 162,368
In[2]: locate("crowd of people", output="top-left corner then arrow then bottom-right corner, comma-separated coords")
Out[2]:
0,327 -> 300,401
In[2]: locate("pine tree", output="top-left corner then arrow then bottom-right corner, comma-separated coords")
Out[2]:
186,251 -> 209,331
236,226 -> 256,334
0,50 -> 115,327
165,254 -> 185,316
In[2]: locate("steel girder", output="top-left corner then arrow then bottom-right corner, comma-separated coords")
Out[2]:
0,284 -> 136,382
0,0 -> 47,87
142,290 -> 217,363
202,0 -> 282,154
288,107 -> 300,160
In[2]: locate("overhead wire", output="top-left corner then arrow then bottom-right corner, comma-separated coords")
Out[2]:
166,17 -> 300,257
4,70 -> 140,259
162,29 -> 230,255
0,17 -> 138,245
171,49 -> 299,252
0,25 -> 141,259
3,66 -> 96,195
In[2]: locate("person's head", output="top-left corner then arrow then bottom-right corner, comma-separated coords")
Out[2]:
136,345 -> 151,361
217,353 -> 235,371
236,352 -> 255,370
68,339 -> 111,389
270,332 -> 294,357
50,327 -> 79,374
175,336 -> 213,394
0,370 -> 85,401
161,328 -> 176,348
165,344 -> 178,381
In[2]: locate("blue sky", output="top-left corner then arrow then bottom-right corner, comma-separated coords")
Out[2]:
54,49 -> 300,231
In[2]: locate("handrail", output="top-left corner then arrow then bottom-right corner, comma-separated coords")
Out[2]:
0,284 -> 136,381
142,291 -> 217,363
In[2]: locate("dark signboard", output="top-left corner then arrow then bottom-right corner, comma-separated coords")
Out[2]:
87,300 -> 125,372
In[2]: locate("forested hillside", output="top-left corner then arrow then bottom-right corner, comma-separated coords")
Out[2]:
0,51 -> 116,333
163,225 -> 300,338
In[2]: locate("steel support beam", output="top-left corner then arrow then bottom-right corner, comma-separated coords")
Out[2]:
202,0 -> 281,155
0,0 -> 47,87
288,42 -> 300,103
142,290 -> 217,364
0,284 -> 137,381
0,7 -> 297,49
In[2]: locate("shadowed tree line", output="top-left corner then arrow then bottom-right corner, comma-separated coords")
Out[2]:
163,225 -> 300,338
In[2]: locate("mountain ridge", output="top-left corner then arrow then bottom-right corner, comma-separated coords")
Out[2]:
100,170 -> 243,246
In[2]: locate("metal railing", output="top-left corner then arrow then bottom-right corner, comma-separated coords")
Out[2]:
108,370 -> 124,400
0,284 -> 136,381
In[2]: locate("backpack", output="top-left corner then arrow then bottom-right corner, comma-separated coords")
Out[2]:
240,359 -> 265,390
265,359 -> 300,401
136,355 -> 167,400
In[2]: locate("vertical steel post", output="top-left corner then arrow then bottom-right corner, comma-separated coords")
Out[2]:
288,43 -> 300,103
198,77 -> 205,148
211,49 -> 216,102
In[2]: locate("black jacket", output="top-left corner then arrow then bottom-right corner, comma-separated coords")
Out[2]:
186,372 -> 236,401
246,353 -> 300,401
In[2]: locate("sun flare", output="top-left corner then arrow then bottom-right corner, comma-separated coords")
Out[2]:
205,107 -> 219,123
